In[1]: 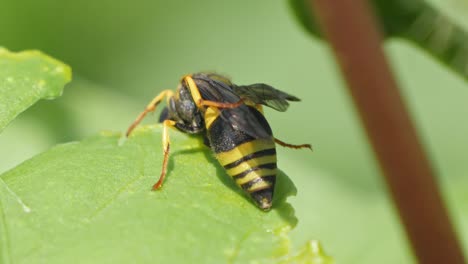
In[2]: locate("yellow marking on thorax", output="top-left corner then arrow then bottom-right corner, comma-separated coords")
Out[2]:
216,140 -> 275,165
204,106 -> 220,129
226,155 -> 277,176
255,104 -> 264,114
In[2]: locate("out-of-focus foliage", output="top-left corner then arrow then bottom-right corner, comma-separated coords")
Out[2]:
0,48 -> 71,132
1,0 -> 468,263
290,0 -> 468,82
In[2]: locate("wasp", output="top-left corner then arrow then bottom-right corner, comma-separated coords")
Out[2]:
126,73 -> 311,210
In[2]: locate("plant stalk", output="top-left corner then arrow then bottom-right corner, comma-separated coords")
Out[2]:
308,0 -> 466,263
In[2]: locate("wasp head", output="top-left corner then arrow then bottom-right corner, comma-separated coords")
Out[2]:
160,86 -> 204,134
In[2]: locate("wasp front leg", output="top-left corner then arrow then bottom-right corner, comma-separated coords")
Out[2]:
126,90 -> 174,137
274,137 -> 312,151
152,119 -> 177,190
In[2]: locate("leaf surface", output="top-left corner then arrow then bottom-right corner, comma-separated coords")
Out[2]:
0,48 -> 71,132
0,126 -> 330,263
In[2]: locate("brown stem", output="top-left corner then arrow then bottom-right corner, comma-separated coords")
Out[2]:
308,0 -> 466,263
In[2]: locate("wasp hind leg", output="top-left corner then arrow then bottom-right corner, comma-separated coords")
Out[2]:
153,119 -> 177,190
274,138 -> 312,150
126,90 -> 174,137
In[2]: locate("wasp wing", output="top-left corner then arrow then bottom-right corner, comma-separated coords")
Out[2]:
219,106 -> 272,139
193,73 -> 238,103
193,73 -> 272,139
233,84 -> 300,112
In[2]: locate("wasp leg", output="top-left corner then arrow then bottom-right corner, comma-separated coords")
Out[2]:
183,75 -> 243,109
126,90 -> 174,137
199,99 -> 243,108
153,119 -> 177,190
182,74 -> 203,103
274,138 -> 312,150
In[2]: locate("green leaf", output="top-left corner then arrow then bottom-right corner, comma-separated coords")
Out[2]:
281,241 -> 333,264
0,47 -> 71,132
0,126 -> 329,263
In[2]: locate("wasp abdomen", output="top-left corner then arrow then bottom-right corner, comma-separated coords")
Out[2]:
206,106 -> 277,210
218,140 -> 277,210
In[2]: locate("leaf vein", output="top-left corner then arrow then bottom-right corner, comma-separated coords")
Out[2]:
0,186 -> 12,264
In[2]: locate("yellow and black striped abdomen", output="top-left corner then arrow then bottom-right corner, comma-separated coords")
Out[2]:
205,105 -> 277,210
217,140 -> 277,209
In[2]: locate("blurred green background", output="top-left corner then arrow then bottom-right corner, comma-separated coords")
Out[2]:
1,0 -> 468,262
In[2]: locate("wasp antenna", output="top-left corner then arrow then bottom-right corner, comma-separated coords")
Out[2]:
126,90 -> 174,137
126,111 -> 148,137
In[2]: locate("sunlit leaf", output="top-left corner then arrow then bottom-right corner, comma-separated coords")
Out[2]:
0,47 -> 71,132
0,126 -> 311,263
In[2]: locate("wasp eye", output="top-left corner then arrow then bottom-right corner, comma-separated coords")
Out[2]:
158,107 -> 169,123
